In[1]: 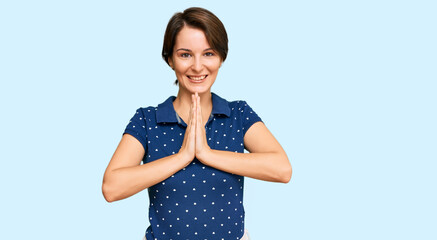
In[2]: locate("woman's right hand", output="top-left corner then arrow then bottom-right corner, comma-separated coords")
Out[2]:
177,94 -> 197,165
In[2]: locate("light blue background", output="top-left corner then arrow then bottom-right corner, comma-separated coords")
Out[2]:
1,0 -> 436,239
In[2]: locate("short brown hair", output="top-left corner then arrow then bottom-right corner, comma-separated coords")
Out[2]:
162,7 -> 229,85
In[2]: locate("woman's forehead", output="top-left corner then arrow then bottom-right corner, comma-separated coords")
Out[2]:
174,26 -> 211,50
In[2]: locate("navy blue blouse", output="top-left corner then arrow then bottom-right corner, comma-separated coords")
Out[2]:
123,92 -> 263,240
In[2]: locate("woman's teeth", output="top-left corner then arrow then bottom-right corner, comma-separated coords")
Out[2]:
188,75 -> 207,81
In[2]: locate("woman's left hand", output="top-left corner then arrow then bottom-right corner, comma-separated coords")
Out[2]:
194,92 -> 212,163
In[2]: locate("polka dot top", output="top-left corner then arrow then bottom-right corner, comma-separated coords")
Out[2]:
123,92 -> 263,240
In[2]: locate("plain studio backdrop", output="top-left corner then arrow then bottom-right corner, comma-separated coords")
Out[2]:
1,0 -> 436,239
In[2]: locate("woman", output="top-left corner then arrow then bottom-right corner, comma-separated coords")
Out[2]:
102,7 -> 292,240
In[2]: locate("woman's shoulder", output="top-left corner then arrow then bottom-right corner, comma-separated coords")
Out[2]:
227,100 -> 248,112
136,105 -> 158,113
226,97 -> 254,110
130,106 -> 157,117
222,95 -> 262,122
133,95 -> 176,115
213,92 -> 248,108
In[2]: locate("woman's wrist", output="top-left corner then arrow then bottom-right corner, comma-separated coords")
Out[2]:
177,151 -> 194,166
196,147 -> 213,165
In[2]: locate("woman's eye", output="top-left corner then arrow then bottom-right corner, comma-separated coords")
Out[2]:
181,53 -> 191,58
204,52 -> 214,57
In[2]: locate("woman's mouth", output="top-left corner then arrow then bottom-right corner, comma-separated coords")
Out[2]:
187,75 -> 208,82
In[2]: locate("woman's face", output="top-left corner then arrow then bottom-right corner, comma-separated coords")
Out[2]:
169,26 -> 222,95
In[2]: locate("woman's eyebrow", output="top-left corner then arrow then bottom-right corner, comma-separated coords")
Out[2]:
175,48 -> 214,52
176,48 -> 191,52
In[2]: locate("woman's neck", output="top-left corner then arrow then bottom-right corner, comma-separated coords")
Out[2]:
173,90 -> 213,125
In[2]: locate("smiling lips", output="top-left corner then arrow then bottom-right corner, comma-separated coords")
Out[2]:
187,75 -> 208,82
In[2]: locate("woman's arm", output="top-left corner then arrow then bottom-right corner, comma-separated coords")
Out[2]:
198,121 -> 292,183
102,134 -> 192,203
103,96 -> 198,202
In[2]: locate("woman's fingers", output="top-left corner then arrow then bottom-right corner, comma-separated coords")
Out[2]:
190,94 -> 196,148
197,92 -> 201,127
192,94 -> 196,129
177,94 -> 197,163
194,93 -> 211,162
187,95 -> 192,125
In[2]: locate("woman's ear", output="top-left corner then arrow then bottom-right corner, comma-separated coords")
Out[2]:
168,57 -> 174,70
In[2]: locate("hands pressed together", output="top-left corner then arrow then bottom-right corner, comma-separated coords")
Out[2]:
178,92 -> 213,165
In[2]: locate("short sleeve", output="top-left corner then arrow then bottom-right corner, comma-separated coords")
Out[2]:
241,101 -> 263,136
123,107 -> 148,152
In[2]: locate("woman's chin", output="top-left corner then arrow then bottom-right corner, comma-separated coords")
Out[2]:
186,85 -> 211,94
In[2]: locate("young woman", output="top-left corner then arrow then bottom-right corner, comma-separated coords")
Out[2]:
102,7 -> 292,240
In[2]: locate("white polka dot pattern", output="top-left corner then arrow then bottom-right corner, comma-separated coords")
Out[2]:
123,92 -> 262,240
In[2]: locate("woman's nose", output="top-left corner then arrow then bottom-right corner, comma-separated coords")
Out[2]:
191,57 -> 204,72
